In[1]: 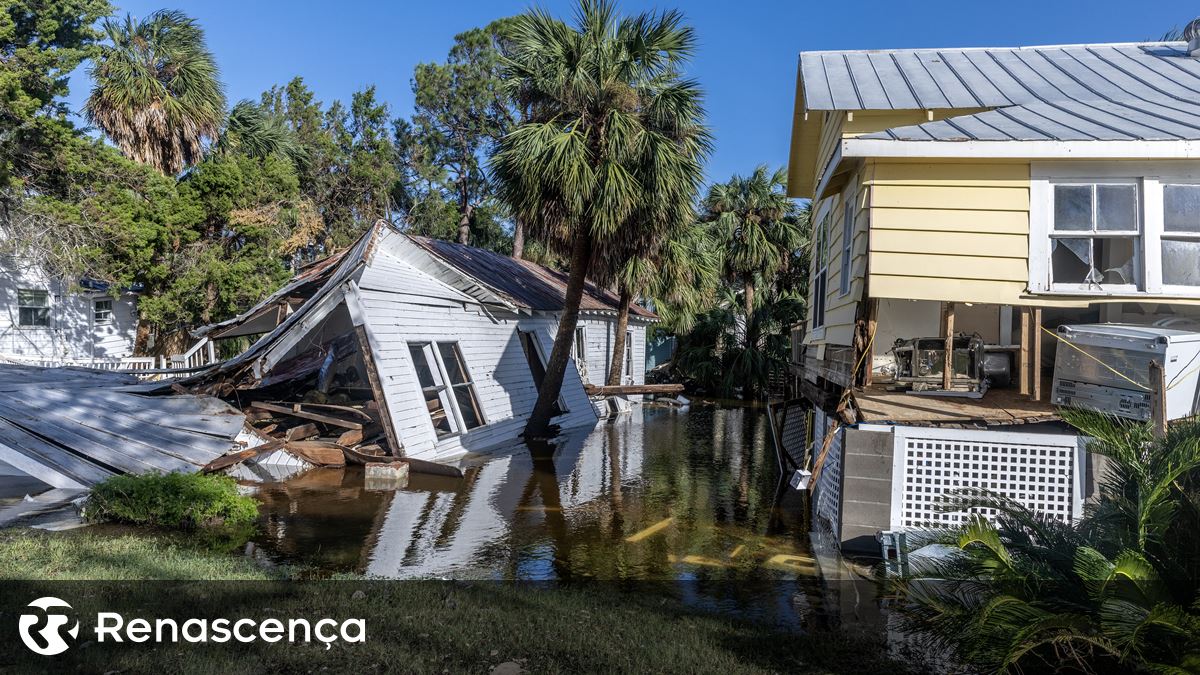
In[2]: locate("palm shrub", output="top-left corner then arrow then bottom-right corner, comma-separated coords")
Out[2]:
890,409 -> 1200,673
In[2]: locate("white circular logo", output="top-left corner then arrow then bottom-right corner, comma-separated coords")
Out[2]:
18,597 -> 79,656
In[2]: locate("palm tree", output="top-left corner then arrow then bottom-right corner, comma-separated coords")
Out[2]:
218,100 -> 308,166
86,10 -> 226,175
891,410 -> 1200,673
492,0 -> 709,437
704,166 -> 802,354
604,222 -> 719,386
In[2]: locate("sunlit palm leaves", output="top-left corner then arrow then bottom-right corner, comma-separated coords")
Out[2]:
218,100 -> 308,166
86,10 -> 226,175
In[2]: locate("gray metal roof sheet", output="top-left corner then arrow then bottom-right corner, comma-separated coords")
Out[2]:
801,42 -> 1200,142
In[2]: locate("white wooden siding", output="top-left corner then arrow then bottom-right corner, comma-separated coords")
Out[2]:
0,257 -> 138,360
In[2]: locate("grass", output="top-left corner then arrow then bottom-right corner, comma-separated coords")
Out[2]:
84,471 -> 259,531
0,528 -> 916,674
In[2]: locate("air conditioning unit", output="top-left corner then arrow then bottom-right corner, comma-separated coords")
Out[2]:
1051,324 -> 1200,421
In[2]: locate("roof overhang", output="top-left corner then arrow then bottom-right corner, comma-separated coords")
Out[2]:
786,63 -> 821,199
842,138 -> 1200,160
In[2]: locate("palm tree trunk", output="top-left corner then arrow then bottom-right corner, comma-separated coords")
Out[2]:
743,277 -> 758,401
512,219 -> 525,259
606,286 -> 633,386
524,227 -> 593,438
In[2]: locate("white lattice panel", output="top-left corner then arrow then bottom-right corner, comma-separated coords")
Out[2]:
812,410 -> 844,533
890,426 -> 1085,529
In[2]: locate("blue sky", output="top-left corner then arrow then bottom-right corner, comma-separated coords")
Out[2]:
65,1 -> 1193,185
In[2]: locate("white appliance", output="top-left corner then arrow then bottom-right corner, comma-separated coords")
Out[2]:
1051,324 -> 1200,422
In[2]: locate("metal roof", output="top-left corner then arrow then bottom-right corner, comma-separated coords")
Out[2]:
800,42 -> 1200,141
408,236 -> 658,320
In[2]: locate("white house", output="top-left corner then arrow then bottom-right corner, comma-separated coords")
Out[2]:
193,223 -> 657,464
0,255 -> 139,363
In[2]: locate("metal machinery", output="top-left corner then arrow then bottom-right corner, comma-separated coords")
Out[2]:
1052,323 -> 1200,422
891,334 -> 991,395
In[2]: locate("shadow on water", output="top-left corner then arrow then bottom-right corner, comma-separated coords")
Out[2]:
249,402 -> 828,627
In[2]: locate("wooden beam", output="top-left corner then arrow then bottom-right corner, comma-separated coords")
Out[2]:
1150,360 -> 1167,439
1019,307 -> 1031,396
583,383 -> 685,396
248,401 -> 363,429
1032,308 -> 1043,402
941,302 -> 955,390
284,423 -> 319,442
202,439 -> 286,473
354,324 -> 403,457
863,298 -> 879,387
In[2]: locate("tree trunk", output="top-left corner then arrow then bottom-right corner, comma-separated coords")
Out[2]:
457,204 -> 474,245
606,286 -> 633,386
512,218 -> 525,259
525,227 -> 593,439
742,277 -> 758,401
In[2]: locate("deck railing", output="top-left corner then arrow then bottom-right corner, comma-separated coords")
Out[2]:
3,337 -> 221,380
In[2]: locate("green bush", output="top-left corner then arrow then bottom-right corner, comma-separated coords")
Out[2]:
85,472 -> 259,531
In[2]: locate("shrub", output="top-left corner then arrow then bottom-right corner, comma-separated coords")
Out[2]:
85,472 -> 259,531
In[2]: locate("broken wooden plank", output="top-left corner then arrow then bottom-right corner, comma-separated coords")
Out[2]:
337,428 -> 364,446
284,423 -> 320,442
583,383 -> 685,396
249,401 -> 363,429
284,441 -> 347,466
202,439 -> 287,473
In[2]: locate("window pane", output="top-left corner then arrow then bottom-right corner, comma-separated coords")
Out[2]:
17,289 -> 48,307
437,343 -> 471,385
573,328 -> 586,361
1051,238 -> 1091,283
1094,237 -> 1136,285
1054,185 -> 1092,231
1164,184 -> 1200,233
408,344 -> 437,388
1162,240 -> 1200,286
1096,185 -> 1137,231
453,385 -> 483,429
18,307 -> 49,327
422,388 -> 455,437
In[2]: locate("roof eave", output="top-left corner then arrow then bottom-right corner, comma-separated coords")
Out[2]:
842,137 -> 1200,159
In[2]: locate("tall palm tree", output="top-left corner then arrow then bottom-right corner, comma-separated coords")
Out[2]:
86,10 -> 226,175
604,222 -> 719,386
218,100 -> 308,166
704,166 -> 802,353
492,0 -> 709,437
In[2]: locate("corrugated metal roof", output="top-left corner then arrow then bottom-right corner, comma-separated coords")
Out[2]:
408,236 -> 658,319
801,42 -> 1200,141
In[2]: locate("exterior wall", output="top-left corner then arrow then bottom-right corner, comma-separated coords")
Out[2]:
574,316 -> 647,388
807,174 -> 870,347
357,249 -> 597,463
0,256 -> 138,360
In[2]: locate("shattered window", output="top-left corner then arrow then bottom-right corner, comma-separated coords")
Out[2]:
1050,183 -> 1140,290
1163,184 -> 1200,287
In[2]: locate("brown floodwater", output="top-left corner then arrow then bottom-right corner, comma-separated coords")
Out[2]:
248,403 -> 815,585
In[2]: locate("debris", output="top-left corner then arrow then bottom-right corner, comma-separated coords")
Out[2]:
284,423 -> 320,442
283,441 -> 346,467
364,462 -> 409,490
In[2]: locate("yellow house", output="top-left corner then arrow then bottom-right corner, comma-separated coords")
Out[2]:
784,39 -> 1200,553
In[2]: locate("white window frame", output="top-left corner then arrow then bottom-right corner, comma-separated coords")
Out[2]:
1160,181 -> 1200,294
573,326 -> 587,365
17,288 -> 50,328
1030,162 -> 1200,298
809,200 -> 833,337
408,341 -> 487,439
839,187 -> 855,297
93,298 -> 114,325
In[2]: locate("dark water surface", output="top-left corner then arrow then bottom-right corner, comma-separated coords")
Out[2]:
249,404 -> 815,587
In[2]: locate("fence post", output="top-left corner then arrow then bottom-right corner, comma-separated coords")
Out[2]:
1150,360 -> 1167,439
205,339 -> 216,365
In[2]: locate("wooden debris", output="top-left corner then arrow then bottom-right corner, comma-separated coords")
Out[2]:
202,439 -> 286,473
284,440 -> 347,467
584,383 -> 685,396
284,423 -> 320,442
337,428 -> 364,446
249,401 -> 363,429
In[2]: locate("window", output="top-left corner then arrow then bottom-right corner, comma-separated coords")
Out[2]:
408,341 -> 484,438
1162,184 -> 1200,288
518,330 -> 566,415
573,326 -> 587,363
839,190 -> 855,296
17,289 -> 49,327
1049,182 -> 1140,290
623,330 -> 634,381
94,298 -> 113,324
1031,166 -> 1200,297
811,209 -> 830,329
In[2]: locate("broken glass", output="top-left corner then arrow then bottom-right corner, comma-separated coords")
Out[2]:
1051,237 -> 1136,287
1162,240 -> 1200,286
1051,238 -> 1092,283
1096,237 -> 1135,284
1164,184 -> 1200,233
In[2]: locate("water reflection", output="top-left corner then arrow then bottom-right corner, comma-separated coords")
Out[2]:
252,405 -> 812,583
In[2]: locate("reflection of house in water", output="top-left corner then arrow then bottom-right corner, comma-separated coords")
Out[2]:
191,222 -> 656,465
366,413 -> 647,578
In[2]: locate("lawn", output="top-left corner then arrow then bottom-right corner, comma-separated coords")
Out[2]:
0,528 -> 914,674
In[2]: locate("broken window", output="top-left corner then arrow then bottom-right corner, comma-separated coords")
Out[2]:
1050,183 -> 1140,290
1162,184 -> 1200,287
409,341 -> 484,438
17,289 -> 49,327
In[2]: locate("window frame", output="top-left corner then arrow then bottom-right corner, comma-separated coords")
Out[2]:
1160,180 -> 1200,293
623,329 -> 634,382
407,340 -> 487,440
1030,162 -> 1200,298
518,329 -> 569,416
93,298 -> 114,325
1046,179 -> 1142,293
17,288 -> 50,328
839,188 -> 855,297
809,201 -> 832,335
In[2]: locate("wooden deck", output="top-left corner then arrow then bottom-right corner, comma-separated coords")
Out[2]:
853,380 -> 1059,427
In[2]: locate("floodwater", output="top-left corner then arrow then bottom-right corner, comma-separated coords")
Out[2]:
249,404 -> 816,589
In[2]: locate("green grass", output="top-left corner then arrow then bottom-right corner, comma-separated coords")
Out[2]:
84,471 -> 259,531
0,528 -> 915,674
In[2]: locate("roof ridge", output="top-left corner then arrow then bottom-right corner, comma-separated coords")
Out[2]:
799,41 -> 1185,57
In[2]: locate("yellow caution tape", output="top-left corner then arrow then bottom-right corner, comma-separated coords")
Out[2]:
1040,325 -> 1150,391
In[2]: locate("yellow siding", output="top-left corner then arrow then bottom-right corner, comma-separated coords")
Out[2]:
807,175 -> 870,347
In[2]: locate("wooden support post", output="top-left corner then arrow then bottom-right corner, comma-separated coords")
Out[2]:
941,302 -> 955,390
1019,308 -> 1031,396
863,298 -> 879,387
1150,360 -> 1168,439
1032,307 -> 1043,402
354,325 -> 403,457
